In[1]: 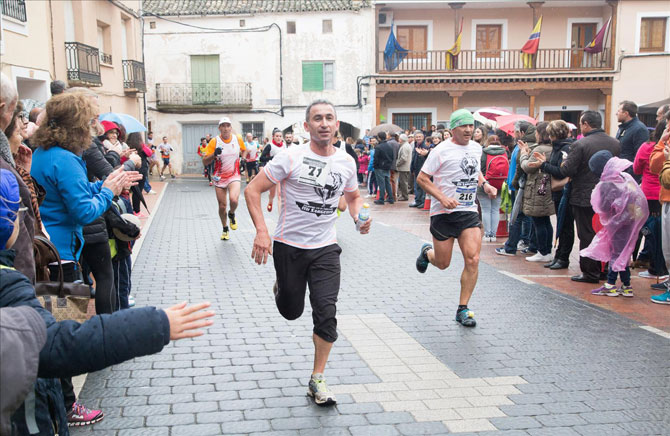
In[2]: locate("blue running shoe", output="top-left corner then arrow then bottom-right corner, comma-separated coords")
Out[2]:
650,290 -> 670,305
416,243 -> 432,273
456,308 -> 476,327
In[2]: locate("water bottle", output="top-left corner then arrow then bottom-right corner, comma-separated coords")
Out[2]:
356,203 -> 370,233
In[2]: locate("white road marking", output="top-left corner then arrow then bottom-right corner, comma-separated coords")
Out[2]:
498,270 -> 535,285
336,314 -> 527,433
639,325 -> 670,340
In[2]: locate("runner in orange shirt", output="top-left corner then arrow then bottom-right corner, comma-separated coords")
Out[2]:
202,117 -> 246,240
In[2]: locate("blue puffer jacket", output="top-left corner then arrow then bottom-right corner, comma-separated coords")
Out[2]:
31,146 -> 114,261
0,250 -> 171,435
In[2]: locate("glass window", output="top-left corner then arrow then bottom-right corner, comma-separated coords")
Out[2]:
241,122 -> 264,139
287,21 -> 296,34
476,24 -> 502,58
323,19 -> 332,34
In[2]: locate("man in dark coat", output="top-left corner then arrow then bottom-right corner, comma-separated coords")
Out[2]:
535,111 -> 621,283
616,100 -> 649,182
410,130 -> 431,207
373,131 -> 395,205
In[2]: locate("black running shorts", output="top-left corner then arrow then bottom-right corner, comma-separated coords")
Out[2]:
430,211 -> 482,241
272,241 -> 342,343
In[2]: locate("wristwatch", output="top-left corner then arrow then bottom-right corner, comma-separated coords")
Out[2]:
482,180 -> 490,187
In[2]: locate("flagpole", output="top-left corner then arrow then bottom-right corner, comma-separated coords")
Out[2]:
603,18 -> 612,66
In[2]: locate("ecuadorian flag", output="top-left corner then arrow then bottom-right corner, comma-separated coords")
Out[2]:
521,16 -> 543,68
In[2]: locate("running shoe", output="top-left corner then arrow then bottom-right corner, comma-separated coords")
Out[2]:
495,247 -> 515,256
638,271 -> 669,280
147,190 -> 157,195
228,212 -> 238,230
416,243 -> 432,273
517,241 -> 529,250
651,279 -> 669,291
171,174 -> 176,179
618,285 -> 634,298
520,247 -> 538,255
67,402 -> 104,427
221,229 -> 230,240
267,202 -> 273,212
455,308 -> 476,327
209,181 -> 213,186
591,283 -> 618,297
526,253 -> 553,262
160,175 -> 165,181
128,295 -> 136,307
307,373 -> 337,406
650,290 -> 670,305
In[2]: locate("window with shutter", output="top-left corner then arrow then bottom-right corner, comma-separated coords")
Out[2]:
302,62 -> 324,91
476,25 -> 502,58
640,17 -> 667,52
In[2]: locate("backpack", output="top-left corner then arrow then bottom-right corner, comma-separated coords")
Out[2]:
485,153 -> 509,191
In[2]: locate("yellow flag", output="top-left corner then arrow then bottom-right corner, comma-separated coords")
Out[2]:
446,18 -> 463,69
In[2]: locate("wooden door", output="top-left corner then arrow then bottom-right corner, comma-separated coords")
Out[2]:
191,55 -> 220,104
571,23 -> 596,67
396,26 -> 427,59
476,25 -> 502,58
543,111 -> 562,121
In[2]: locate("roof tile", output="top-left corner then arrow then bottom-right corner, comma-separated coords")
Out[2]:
142,0 -> 370,16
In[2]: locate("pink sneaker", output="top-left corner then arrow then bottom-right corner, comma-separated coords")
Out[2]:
67,402 -> 104,427
133,211 -> 149,219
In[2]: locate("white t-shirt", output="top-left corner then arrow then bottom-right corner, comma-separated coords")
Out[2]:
420,139 -> 482,216
265,143 -> 358,249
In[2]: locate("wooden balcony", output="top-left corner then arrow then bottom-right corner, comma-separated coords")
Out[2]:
378,48 -> 613,73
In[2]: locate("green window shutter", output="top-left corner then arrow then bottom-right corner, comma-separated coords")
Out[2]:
302,62 -> 323,91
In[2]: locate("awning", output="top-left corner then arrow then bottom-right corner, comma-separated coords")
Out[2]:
639,97 -> 670,114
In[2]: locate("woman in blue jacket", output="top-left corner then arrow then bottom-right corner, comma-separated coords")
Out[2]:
29,92 -> 143,426
1,170 -> 213,435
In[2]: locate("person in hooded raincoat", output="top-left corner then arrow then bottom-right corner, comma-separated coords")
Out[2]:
583,151 -> 648,297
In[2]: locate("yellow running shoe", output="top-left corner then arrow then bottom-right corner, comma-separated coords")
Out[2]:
228,213 -> 238,230
220,229 -> 230,240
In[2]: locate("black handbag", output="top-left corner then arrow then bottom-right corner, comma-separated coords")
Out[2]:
33,236 -> 90,323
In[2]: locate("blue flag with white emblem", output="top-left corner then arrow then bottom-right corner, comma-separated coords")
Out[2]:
383,23 -> 409,71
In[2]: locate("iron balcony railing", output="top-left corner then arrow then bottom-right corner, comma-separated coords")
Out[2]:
156,83 -> 252,107
2,0 -> 27,22
122,60 -> 146,92
65,42 -> 101,86
378,47 -> 613,73
99,52 -> 113,65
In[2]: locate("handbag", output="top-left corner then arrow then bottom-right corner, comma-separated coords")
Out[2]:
33,236 -> 91,323
551,176 -> 570,192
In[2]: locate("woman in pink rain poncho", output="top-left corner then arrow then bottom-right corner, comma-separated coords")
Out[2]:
583,151 -> 648,297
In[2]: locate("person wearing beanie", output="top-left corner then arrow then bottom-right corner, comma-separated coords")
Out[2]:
415,109 -> 497,327
582,154 -> 648,298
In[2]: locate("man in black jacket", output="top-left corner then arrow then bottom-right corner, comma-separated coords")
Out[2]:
373,132 -> 394,205
616,100 -> 649,182
410,131 -> 431,207
533,111 -> 621,283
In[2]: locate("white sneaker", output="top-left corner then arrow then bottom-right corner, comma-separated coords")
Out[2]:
638,271 -> 669,280
526,253 -> 553,262
147,190 -> 157,195
490,236 -> 497,242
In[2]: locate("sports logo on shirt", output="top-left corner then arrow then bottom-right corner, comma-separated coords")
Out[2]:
295,171 -> 343,217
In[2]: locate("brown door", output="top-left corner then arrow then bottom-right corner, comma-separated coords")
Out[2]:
543,111 -> 562,122
396,26 -> 427,59
476,25 -> 502,58
571,23 -> 596,67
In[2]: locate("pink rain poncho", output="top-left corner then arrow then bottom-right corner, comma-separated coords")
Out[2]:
581,157 -> 648,272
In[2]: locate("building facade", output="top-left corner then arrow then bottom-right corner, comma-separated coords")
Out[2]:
1,0 -> 145,120
142,0 -> 375,174
372,0 -> 670,135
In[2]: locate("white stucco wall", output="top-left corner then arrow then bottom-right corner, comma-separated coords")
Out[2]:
143,9 -> 375,173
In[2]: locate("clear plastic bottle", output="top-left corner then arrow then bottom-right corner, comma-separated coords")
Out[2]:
356,203 -> 370,233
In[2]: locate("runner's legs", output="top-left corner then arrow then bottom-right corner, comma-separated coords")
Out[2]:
456,226 -> 482,306
427,237 -> 456,270
227,181 -> 241,215
215,186 -> 229,228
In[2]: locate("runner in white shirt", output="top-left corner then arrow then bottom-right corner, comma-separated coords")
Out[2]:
202,117 -> 246,240
415,109 -> 497,328
243,133 -> 260,182
245,100 -> 372,406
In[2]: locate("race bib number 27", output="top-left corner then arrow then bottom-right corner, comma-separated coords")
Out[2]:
298,156 -> 330,187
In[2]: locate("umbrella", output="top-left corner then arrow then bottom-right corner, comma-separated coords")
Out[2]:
370,123 -> 403,137
510,178 -> 525,224
473,112 -> 497,129
495,114 -> 537,136
99,112 -> 146,133
474,107 -> 512,121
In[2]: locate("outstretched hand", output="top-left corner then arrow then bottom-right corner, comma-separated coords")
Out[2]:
164,301 -> 215,340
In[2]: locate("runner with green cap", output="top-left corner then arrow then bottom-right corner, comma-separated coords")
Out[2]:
414,109 -> 497,327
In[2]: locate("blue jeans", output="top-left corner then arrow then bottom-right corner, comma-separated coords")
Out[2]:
144,179 -> 152,193
531,216 -> 553,256
413,176 -> 425,206
607,266 -> 631,286
478,191 -> 502,237
375,169 -> 393,202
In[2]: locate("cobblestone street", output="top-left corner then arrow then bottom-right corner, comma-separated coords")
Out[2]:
73,178 -> 670,436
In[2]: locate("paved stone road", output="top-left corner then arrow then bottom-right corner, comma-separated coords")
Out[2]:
73,179 -> 670,436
